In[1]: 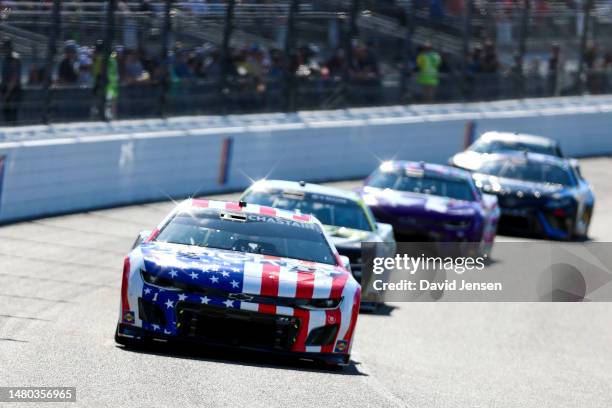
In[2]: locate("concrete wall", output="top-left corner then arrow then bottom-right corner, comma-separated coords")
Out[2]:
1,96 -> 611,223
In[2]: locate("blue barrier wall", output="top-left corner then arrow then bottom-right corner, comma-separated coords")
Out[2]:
0,96 -> 611,223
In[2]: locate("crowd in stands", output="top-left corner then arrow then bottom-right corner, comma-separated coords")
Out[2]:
0,0 -> 612,125
22,39 -> 381,91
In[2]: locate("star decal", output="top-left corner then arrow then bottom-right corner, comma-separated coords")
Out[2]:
178,293 -> 188,301
210,276 -> 219,284
144,287 -> 151,295
152,324 -> 160,331
231,267 -> 240,273
221,271 -> 230,278
189,271 -> 199,279
165,299 -> 174,309
223,299 -> 234,308
169,270 -> 178,278
200,296 -> 210,304
230,280 -> 239,288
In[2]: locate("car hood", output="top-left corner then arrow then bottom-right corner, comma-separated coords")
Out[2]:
138,241 -> 346,299
361,186 -> 479,217
450,151 -> 483,171
323,225 -> 378,247
473,173 -> 566,197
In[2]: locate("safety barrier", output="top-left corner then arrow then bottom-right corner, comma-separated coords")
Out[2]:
0,95 -> 611,223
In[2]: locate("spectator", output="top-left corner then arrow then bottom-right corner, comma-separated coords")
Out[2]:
480,39 -> 500,99
174,49 -> 195,80
481,39 -> 500,73
1,37 -> 22,125
92,40 -> 120,120
466,46 -> 483,76
326,48 -> 346,79
27,64 -> 44,86
352,43 -> 380,80
416,42 -> 441,103
57,41 -> 80,85
203,47 -> 222,81
584,42 -> 599,93
547,43 -> 562,96
123,49 -> 149,84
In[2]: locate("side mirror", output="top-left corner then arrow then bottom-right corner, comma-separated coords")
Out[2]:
132,230 -> 152,249
339,255 -> 352,273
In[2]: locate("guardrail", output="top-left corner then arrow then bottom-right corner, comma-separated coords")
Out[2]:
0,95 -> 611,223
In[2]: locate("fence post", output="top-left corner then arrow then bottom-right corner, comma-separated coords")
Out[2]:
461,0 -> 473,99
400,0 -> 415,103
42,0 -> 61,124
517,0 -> 530,97
577,0 -> 593,94
283,0 -> 299,112
342,0 -> 360,106
98,0 -> 117,121
159,0 -> 172,117
219,0 -> 236,114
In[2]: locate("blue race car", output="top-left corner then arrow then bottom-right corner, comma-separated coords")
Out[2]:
466,152 -> 594,240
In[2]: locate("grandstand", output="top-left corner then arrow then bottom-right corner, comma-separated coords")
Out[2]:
0,0 -> 610,126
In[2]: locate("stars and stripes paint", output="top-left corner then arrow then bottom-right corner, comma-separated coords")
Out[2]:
119,198 -> 361,358
133,241 -> 360,353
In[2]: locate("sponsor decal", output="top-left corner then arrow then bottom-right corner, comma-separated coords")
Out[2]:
246,214 -> 317,230
123,311 -> 135,324
334,339 -> 348,353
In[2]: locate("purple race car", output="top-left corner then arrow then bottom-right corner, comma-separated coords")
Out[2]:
358,161 -> 499,256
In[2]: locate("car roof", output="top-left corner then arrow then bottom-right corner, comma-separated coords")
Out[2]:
380,160 -> 473,180
481,151 -> 570,167
184,198 -> 316,223
247,179 -> 362,202
479,131 -> 558,147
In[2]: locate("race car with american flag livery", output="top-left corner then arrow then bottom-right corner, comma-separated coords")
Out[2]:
115,198 -> 361,367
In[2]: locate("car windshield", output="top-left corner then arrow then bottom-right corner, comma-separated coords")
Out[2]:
243,189 -> 373,231
477,158 -> 575,186
366,170 -> 476,201
155,209 -> 337,265
471,139 -> 561,156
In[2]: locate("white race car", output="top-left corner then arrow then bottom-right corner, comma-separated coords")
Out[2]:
241,180 -> 396,307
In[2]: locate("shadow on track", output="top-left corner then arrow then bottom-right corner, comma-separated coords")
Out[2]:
360,303 -> 397,317
115,342 -> 366,376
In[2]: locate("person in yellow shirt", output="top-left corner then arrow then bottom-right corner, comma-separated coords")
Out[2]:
416,42 -> 441,103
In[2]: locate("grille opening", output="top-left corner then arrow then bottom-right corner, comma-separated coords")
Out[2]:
139,298 -> 166,326
305,324 -> 339,346
176,303 -> 300,351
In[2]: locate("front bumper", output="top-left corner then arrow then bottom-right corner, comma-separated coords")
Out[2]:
119,282 -> 356,359
498,205 -> 575,239
369,206 -> 481,242
115,322 -> 350,365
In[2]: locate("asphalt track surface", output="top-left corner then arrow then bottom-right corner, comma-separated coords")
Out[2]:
1,157 -> 611,408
